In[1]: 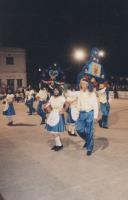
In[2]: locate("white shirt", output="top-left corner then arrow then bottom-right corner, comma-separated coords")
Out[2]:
28,90 -> 35,100
25,91 -> 29,98
77,90 -> 98,119
36,89 -> 47,101
66,90 -> 79,108
6,94 -> 14,103
98,88 -> 111,103
3,94 -> 14,111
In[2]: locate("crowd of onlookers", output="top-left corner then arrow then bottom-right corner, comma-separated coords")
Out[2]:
0,88 -> 26,101
108,76 -> 128,91
0,76 -> 128,101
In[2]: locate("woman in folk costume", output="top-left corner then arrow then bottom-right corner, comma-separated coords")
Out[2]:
65,86 -> 79,136
45,86 -> 66,151
36,88 -> 48,124
97,82 -> 111,129
27,89 -> 36,115
24,88 -> 30,113
3,90 -> 16,126
76,79 -> 98,156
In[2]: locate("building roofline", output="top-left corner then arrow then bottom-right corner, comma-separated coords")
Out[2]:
0,47 -> 26,53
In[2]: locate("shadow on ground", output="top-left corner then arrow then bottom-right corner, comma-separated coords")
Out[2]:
48,136 -> 109,152
11,123 -> 37,127
94,137 -> 109,152
0,194 -> 5,200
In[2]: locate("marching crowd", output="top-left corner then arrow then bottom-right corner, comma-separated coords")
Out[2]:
1,79 -> 111,156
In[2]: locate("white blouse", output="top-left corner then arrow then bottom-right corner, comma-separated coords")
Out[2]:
6,94 -> 14,103
49,96 -> 66,112
36,89 -> 47,101
66,90 -> 79,108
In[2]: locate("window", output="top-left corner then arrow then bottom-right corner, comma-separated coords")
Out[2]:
7,79 -> 14,89
6,56 -> 14,65
17,79 -> 22,88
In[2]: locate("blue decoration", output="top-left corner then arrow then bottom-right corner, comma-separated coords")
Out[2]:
77,47 -> 106,85
41,64 -> 66,82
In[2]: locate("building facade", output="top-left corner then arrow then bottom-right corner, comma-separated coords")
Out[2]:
0,47 -> 27,90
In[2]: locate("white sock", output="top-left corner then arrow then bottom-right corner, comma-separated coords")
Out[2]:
68,125 -> 71,132
71,125 -> 75,134
55,136 -> 62,146
7,116 -> 13,123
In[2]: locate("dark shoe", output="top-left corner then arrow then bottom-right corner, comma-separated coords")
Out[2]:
8,121 -> 13,126
28,113 -> 32,115
40,117 -> 46,125
87,151 -> 92,156
83,142 -> 87,148
54,145 -> 63,151
40,120 -> 45,125
68,132 -> 77,137
51,145 -> 57,150
98,120 -> 103,127
102,126 -> 109,129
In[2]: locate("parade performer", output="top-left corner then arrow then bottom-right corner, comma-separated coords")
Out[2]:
2,90 -> 16,126
98,82 -> 111,129
76,79 -> 98,156
41,64 -> 66,96
65,86 -> 79,136
45,86 -> 66,151
36,87 -> 48,124
27,89 -> 36,115
24,88 -> 30,112
77,47 -> 106,86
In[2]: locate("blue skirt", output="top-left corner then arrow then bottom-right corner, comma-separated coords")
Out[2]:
3,103 -> 16,116
67,108 -> 75,124
46,114 -> 65,133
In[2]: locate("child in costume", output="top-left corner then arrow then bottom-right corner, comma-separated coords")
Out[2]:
27,89 -> 36,115
76,79 -> 98,156
45,86 -> 66,151
24,88 -> 30,112
3,90 -> 16,126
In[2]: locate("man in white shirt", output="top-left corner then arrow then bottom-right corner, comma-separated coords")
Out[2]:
76,79 -> 98,156
27,89 -> 36,115
97,83 -> 110,129
36,88 -> 48,124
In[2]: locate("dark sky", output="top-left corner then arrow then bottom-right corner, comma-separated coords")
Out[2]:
0,0 -> 128,78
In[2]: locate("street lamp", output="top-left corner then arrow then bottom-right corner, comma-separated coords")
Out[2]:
38,68 -> 42,72
99,50 -> 105,58
73,49 -> 87,62
53,63 -> 57,67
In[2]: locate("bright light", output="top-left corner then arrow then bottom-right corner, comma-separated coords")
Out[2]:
54,63 -> 57,67
38,68 -> 42,72
73,49 -> 87,61
99,50 -> 105,57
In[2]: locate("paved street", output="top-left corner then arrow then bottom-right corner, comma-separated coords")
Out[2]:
0,99 -> 128,200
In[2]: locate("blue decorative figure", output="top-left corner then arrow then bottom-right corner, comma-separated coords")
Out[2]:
77,48 -> 106,86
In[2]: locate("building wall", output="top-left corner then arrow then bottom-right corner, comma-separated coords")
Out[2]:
0,47 -> 27,90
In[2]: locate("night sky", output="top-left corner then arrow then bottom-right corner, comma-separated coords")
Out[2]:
0,0 -> 128,81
